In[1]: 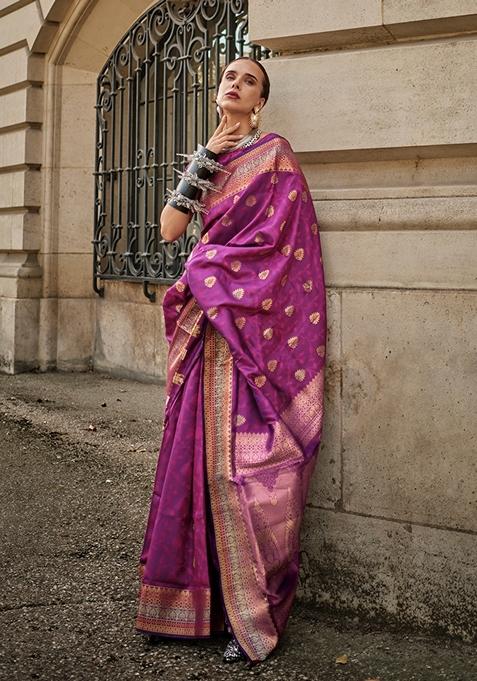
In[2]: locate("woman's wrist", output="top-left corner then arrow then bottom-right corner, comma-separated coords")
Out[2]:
166,144 -> 230,216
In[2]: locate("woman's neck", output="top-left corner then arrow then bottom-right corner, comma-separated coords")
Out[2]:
220,112 -> 253,137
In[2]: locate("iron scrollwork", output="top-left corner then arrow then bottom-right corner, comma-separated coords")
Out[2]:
92,0 -> 270,301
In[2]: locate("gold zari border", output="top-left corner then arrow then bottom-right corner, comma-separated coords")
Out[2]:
136,583 -> 223,637
203,322 -> 278,662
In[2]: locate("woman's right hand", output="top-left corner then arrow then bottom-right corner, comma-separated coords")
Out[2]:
205,114 -> 244,155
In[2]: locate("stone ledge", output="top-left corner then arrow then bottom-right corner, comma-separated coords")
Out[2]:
320,230 -> 477,289
250,0 -> 477,51
264,39 -> 477,155
312,196 -> 477,231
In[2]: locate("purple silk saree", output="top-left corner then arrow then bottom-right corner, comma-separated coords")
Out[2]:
135,132 -> 327,663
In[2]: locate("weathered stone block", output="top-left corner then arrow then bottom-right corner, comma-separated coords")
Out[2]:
341,289 -> 477,530
263,39 -> 477,158
319,230 -> 477,290
57,298 -> 94,371
298,507 -> 477,642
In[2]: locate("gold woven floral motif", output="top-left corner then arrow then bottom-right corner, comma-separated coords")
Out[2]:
309,311 -> 320,324
261,298 -> 273,310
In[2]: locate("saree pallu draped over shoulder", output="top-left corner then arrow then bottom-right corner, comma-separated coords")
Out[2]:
135,132 -> 327,663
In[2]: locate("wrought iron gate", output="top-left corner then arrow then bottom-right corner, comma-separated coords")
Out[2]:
92,0 -> 270,301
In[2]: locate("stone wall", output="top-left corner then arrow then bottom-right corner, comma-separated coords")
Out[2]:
248,0 -> 477,641
0,0 -> 167,375
0,0 -> 476,641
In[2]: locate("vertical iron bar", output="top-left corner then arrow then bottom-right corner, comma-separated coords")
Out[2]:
109,61 -> 117,277
118,69 -> 124,246
152,44 -> 159,267
143,29 -> 151,269
125,38 -> 134,276
131,35 -> 141,276
203,40 -> 209,144
161,52 -> 168,281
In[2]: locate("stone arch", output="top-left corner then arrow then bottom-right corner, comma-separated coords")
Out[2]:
40,0 -> 167,377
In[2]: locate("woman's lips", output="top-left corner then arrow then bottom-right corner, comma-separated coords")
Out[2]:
225,92 -> 240,99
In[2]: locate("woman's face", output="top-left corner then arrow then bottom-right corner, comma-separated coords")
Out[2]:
217,60 -> 266,118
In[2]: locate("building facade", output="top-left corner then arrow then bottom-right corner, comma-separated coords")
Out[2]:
0,0 -> 476,642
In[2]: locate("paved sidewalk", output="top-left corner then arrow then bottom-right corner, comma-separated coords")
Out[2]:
0,371 -> 475,681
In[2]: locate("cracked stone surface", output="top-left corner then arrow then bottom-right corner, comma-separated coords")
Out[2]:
0,371 -> 476,681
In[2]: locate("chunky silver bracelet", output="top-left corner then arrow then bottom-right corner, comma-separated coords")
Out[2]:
166,144 -> 231,216
176,145 -> 232,175
165,188 -> 209,215
173,167 -> 223,193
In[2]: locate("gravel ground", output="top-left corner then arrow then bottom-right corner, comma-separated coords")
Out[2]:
0,370 -> 475,681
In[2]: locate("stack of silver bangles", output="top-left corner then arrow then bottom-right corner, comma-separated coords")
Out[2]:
166,144 -> 231,216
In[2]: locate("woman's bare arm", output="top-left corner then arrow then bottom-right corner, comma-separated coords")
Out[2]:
160,204 -> 191,242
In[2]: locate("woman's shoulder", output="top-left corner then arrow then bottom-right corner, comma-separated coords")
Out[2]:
260,131 -> 295,157
261,131 -> 300,167
261,130 -> 291,146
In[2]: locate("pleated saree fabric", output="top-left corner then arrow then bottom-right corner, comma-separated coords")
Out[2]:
135,132 -> 327,662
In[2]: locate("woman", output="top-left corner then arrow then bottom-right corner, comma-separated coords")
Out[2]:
135,56 -> 327,665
